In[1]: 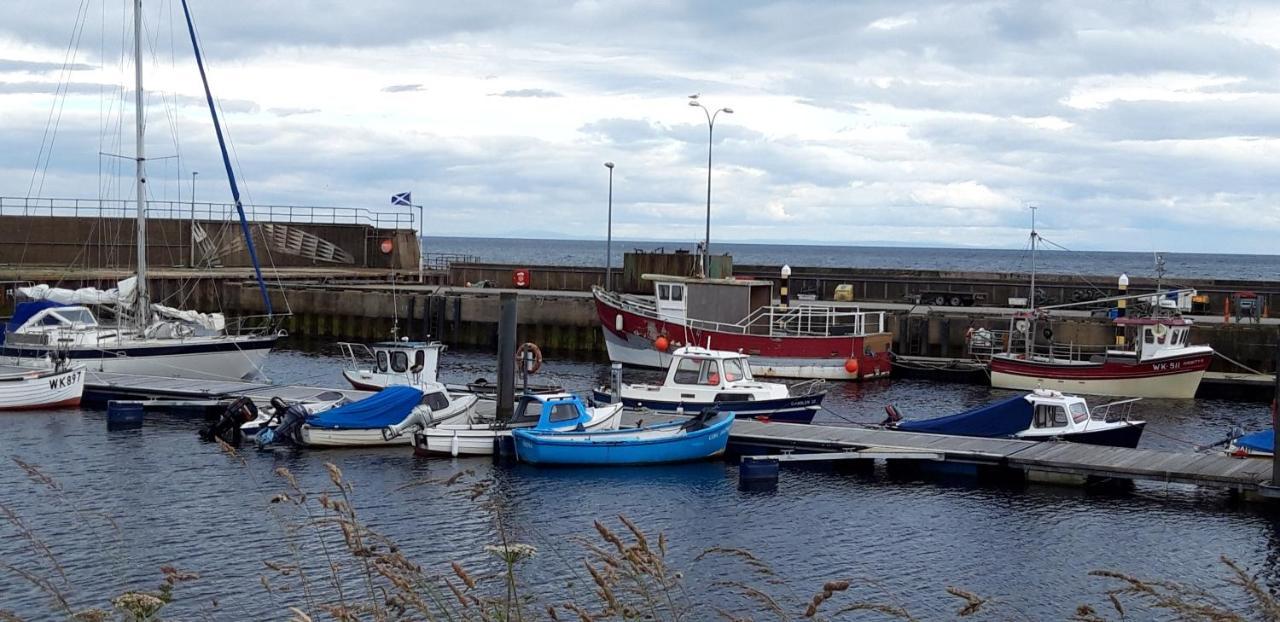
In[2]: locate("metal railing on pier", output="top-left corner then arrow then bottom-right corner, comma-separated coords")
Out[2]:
603,289 -> 888,338
1,197 -> 415,229
422,252 -> 479,271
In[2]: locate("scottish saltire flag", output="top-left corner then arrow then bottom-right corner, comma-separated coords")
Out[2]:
391,192 -> 412,206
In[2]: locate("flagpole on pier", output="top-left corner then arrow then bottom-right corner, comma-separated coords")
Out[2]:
391,192 -> 423,283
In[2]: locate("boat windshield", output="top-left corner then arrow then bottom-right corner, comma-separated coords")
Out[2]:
723,358 -> 748,382
1033,404 -> 1069,428
546,402 -> 581,423
1069,401 -> 1088,424
421,391 -> 450,411
53,308 -> 97,326
673,358 -> 721,385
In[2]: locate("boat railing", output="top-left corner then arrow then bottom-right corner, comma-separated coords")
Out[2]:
599,287 -> 888,337
1091,398 -> 1142,423
969,328 -> 1129,364
1,197 -> 416,229
337,341 -> 377,373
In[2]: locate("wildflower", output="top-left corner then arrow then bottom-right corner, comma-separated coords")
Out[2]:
485,542 -> 537,564
111,592 -> 165,618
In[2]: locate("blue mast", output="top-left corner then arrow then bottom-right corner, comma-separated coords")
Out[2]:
178,0 -> 273,316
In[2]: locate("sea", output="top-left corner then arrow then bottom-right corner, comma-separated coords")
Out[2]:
2,344 -> 1278,619
423,236 -> 1280,282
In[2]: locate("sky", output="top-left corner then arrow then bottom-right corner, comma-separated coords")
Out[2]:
2,1 -> 1280,253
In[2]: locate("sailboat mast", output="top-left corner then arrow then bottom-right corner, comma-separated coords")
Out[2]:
1029,205 -> 1037,315
133,0 -> 149,327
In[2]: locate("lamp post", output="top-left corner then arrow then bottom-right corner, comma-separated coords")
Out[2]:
604,161 -> 615,291
189,171 -> 198,267
688,94 -> 732,277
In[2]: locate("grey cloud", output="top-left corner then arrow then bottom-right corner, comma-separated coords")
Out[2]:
0,81 -> 103,95
491,88 -> 561,98
268,107 -> 321,117
382,84 -> 424,93
0,58 -> 95,72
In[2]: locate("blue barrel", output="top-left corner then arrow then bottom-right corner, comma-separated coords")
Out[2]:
739,457 -> 780,481
107,401 -> 145,430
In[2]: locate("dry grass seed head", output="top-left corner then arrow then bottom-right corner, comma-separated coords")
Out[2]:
946,586 -> 987,617
714,580 -> 788,619
1220,555 -> 1280,619
451,561 -> 477,590
617,514 -> 649,552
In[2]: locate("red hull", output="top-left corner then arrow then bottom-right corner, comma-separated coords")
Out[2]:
989,351 -> 1212,380
0,396 -> 81,411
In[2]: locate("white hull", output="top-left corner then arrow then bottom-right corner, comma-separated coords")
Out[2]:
417,403 -> 624,456
0,365 -> 85,410
300,427 -> 414,447
602,329 -> 886,381
990,369 -> 1205,399
75,346 -> 270,381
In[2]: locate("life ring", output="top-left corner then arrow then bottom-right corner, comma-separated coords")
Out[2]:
516,342 -> 543,374
1153,323 -> 1169,337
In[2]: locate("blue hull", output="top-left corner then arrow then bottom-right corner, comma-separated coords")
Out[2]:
513,412 -> 734,465
591,390 -> 821,424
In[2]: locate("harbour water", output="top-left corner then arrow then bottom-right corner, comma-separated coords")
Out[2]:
424,235 -> 1280,281
2,343 -> 1278,618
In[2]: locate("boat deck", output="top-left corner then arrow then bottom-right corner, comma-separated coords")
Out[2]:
623,412 -> 1275,493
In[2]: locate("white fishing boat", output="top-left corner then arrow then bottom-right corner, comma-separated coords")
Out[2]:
591,346 -> 825,424
339,340 -> 444,390
405,393 -> 624,457
0,356 -> 85,411
2,0 -> 280,382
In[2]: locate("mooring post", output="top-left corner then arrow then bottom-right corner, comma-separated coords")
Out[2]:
610,362 -> 623,404
496,292 -> 518,421
779,264 -> 791,309
1271,345 -> 1279,489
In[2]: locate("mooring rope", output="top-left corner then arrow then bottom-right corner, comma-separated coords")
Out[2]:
1212,351 -> 1268,377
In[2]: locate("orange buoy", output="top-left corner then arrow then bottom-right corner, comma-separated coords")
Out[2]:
844,358 -> 859,375
654,336 -> 670,352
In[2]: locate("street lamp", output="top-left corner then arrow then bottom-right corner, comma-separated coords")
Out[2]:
189,171 -> 198,267
688,94 -> 733,277
604,161 -> 615,291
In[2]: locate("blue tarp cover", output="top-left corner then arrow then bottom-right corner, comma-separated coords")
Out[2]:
1,300 -> 64,344
1235,429 -> 1274,454
896,395 -> 1033,438
307,385 -> 422,429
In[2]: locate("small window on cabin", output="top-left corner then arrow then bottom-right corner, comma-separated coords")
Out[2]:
413,350 -> 426,370
1034,405 -> 1050,428
422,392 -> 450,411
391,351 -> 409,373
548,402 -> 580,423
658,284 -> 671,300
673,358 -> 702,384
376,351 -> 389,372
723,358 -> 746,382
40,314 -> 63,326
57,309 -> 96,325
1069,402 -> 1088,424
1051,406 -> 1069,427
670,285 -> 684,301
701,360 -> 722,385
1144,329 -> 1154,344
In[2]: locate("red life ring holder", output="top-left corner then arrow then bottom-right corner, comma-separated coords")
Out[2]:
516,342 -> 543,374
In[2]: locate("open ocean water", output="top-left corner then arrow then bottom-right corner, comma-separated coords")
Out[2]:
3,343 -> 1280,619
423,235 -> 1280,281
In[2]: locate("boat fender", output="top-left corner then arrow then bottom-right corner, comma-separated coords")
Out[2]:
516,342 -> 543,374
1042,327 -> 1053,340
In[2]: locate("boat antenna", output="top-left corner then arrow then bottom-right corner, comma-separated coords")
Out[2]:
132,0 -> 149,330
178,0 -> 274,317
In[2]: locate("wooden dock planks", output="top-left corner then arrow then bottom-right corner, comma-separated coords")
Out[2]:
86,371 -> 372,404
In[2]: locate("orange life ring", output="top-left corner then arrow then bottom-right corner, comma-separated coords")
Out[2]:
516,342 -> 543,374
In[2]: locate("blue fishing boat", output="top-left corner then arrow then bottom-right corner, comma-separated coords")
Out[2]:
512,408 -> 734,465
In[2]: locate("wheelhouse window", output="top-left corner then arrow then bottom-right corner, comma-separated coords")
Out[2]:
723,358 -> 747,382
391,351 -> 409,373
1069,402 -> 1088,424
547,402 -> 581,423
413,350 -> 426,371
670,285 -> 684,301
1034,404 -> 1069,428
658,284 -> 671,300
672,358 -> 721,385
1143,329 -> 1154,344
376,351 -> 389,372
421,392 -> 450,411
54,308 -> 97,326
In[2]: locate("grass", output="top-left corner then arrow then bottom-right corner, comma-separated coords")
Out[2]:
3,450 -> 1280,621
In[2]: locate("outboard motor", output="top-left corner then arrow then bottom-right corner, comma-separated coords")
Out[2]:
256,398 -> 310,448
199,397 -> 259,446
382,407 -> 433,442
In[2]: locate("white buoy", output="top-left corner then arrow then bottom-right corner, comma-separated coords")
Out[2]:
451,431 -> 459,457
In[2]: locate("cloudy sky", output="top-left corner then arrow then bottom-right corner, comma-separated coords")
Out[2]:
3,1 -> 1280,253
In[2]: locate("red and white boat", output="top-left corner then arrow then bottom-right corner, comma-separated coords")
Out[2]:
0,357 -> 84,410
593,275 -> 892,381
988,315 -> 1213,399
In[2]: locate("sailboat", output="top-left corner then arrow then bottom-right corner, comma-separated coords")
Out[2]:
0,0 -> 279,381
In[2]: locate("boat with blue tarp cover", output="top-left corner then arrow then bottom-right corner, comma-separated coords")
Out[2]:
1228,429 -> 1273,458
513,408 -> 734,465
255,384 -> 478,448
887,388 -> 1146,448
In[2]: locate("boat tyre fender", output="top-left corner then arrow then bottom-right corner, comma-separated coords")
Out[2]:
517,342 -> 543,374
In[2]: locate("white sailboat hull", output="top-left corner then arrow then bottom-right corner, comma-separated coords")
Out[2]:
5,336 -> 275,381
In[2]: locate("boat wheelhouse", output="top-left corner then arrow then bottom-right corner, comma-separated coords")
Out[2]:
984,313 -> 1213,399
339,339 -> 444,390
593,274 -> 891,381
591,346 -> 825,423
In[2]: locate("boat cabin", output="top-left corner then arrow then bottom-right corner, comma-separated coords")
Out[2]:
509,393 -> 594,430
645,274 -> 773,326
2,302 -> 104,347
339,339 -> 443,385
1112,317 -> 1194,362
1018,388 -> 1139,438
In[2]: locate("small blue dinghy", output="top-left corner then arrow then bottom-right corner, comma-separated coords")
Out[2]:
512,409 -> 734,465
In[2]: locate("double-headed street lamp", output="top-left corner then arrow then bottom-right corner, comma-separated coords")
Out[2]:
604,161 -> 615,291
688,94 -> 732,277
